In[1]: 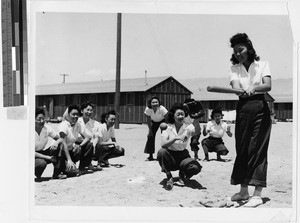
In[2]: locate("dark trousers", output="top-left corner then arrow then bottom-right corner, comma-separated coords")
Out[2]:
60,142 -> 94,173
231,95 -> 271,187
35,147 -> 60,178
190,135 -> 200,152
157,148 -> 202,178
144,120 -> 164,154
94,144 -> 125,161
201,136 -> 229,155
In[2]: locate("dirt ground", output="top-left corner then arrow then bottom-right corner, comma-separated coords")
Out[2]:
34,122 -> 293,208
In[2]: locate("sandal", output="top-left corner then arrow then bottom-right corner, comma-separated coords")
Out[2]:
231,193 -> 250,201
243,196 -> 263,207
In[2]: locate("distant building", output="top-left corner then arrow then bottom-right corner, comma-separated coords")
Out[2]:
36,76 -> 192,124
272,96 -> 293,121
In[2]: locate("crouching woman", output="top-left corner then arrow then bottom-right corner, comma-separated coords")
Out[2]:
157,103 -> 202,190
58,105 -> 94,177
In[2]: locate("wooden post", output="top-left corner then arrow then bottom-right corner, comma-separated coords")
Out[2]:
114,13 -> 121,129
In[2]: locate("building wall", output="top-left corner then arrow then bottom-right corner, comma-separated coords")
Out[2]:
274,102 -> 293,121
36,77 -> 193,123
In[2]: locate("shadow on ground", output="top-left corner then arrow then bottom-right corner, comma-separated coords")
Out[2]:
159,177 -> 206,190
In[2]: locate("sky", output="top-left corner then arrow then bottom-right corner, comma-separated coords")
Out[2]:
35,12 -> 293,85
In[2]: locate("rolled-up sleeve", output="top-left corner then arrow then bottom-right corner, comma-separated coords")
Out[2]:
262,61 -> 271,78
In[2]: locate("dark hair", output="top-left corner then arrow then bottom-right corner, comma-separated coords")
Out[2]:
147,96 -> 161,109
229,33 -> 260,65
80,101 -> 94,111
67,105 -> 80,114
167,103 -> 188,124
210,108 -> 224,120
100,110 -> 116,123
35,107 -> 45,118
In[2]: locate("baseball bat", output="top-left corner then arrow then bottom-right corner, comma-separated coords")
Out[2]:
206,86 -> 244,94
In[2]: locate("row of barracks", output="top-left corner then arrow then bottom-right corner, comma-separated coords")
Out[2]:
36,76 -> 292,123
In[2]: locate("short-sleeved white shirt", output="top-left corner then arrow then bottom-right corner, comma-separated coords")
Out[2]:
58,120 -> 90,149
144,105 -> 168,122
161,123 -> 195,151
77,117 -> 99,143
229,60 -> 271,94
35,125 -> 58,151
206,120 -> 227,138
99,123 -> 115,142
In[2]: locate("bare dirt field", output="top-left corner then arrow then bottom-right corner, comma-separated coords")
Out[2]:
35,122 -> 293,208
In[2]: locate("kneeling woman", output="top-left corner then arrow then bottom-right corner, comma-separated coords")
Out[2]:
157,103 -> 202,190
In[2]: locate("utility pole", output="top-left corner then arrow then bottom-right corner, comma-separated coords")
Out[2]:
114,13 -> 121,129
60,73 -> 69,84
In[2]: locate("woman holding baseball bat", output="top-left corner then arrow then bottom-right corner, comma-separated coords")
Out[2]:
228,33 -> 272,207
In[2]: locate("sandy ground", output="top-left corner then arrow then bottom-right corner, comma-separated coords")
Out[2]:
34,122 -> 293,208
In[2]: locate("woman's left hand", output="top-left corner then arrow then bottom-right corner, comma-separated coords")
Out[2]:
245,86 -> 256,96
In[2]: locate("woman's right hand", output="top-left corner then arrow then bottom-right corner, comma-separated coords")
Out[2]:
66,160 -> 76,171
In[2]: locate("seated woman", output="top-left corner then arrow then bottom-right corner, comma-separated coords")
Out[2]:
157,103 -> 202,190
77,101 -> 103,171
35,107 -> 66,181
201,108 -> 232,161
94,110 -> 125,168
58,105 -> 93,177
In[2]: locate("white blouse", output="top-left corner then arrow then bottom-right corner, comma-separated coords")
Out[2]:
229,60 -> 271,94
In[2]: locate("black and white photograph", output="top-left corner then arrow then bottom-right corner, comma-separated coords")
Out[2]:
1,0 -> 300,222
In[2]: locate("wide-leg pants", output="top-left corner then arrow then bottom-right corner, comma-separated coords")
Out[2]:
231,94 -> 271,187
157,148 -> 202,178
60,142 -> 94,176
144,120 -> 164,154
35,147 -> 61,178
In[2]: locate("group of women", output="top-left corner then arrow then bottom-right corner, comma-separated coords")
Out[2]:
143,33 -> 272,207
35,32 -> 272,208
35,102 -> 125,180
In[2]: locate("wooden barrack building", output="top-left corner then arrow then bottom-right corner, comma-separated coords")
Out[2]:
36,76 -> 192,124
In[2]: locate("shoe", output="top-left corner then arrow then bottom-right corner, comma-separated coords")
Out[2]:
87,164 -> 98,172
176,178 -> 185,186
203,157 -> 210,162
165,177 -> 174,190
243,196 -> 263,207
35,177 -> 42,182
99,159 -> 110,167
95,164 -> 103,171
145,156 -> 155,161
231,193 -> 250,201
52,173 -> 67,180
79,169 -> 93,175
217,155 -> 225,161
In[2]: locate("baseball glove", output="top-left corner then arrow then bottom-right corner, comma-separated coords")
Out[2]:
183,99 -> 205,119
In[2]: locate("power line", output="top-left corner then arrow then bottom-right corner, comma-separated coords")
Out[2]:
144,15 -> 171,75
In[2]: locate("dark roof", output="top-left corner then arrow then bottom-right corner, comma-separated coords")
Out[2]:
36,76 -> 192,95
